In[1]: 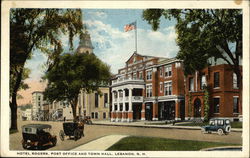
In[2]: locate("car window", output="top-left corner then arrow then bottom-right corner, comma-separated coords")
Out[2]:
25,128 -> 32,133
214,120 -> 218,126
217,120 -> 224,126
209,120 -> 215,126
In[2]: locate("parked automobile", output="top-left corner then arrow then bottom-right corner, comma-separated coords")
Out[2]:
21,124 -> 57,149
201,118 -> 231,135
59,121 -> 84,141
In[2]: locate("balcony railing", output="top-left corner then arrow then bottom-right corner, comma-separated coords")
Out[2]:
112,77 -> 144,85
132,96 -> 143,102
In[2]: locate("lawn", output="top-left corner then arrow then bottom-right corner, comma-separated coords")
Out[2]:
107,136 -> 239,151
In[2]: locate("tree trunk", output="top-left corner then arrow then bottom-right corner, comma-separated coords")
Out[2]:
10,65 -> 24,130
71,96 -> 79,122
10,100 -> 17,130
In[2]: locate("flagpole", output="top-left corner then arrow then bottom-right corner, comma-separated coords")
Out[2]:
135,20 -> 137,53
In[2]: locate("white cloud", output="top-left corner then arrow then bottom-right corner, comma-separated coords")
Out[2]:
84,20 -> 179,74
87,11 -> 107,19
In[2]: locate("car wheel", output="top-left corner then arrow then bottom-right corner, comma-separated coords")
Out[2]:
225,125 -> 231,133
59,130 -> 65,141
22,142 -> 28,149
217,129 -> 224,135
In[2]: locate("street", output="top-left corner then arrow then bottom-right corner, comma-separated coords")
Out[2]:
10,120 -> 242,151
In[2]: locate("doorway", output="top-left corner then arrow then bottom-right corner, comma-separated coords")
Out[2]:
194,98 -> 201,117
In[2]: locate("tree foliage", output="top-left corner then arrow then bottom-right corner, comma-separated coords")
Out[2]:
203,86 -> 210,122
10,8 -> 84,130
142,9 -> 242,78
43,53 -> 111,121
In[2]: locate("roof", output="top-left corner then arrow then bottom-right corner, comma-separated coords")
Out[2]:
22,124 -> 51,130
32,91 -> 43,94
125,52 -> 168,64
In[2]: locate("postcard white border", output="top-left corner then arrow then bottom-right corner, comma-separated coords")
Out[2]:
1,0 -> 249,157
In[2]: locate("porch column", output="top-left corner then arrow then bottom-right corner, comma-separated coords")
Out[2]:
128,88 -> 133,122
141,102 -> 145,121
116,90 -> 120,122
122,89 -> 126,122
152,101 -> 158,120
175,99 -> 181,121
111,91 -> 115,122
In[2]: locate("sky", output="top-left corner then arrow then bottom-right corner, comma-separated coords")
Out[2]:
19,9 -> 179,105
25,9 -> 179,81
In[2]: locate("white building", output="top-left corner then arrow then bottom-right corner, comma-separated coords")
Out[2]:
31,91 -> 44,120
22,109 -> 32,120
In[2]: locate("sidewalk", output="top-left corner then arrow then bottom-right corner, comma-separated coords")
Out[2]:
71,135 -> 128,151
91,120 -> 242,132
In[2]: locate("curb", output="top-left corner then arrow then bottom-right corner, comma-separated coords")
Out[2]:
92,123 -> 242,132
200,146 -> 242,151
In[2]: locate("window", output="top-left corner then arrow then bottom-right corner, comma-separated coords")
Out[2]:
133,57 -> 136,63
38,96 -> 41,101
95,112 -> 98,119
103,112 -> 106,119
164,65 -> 172,77
38,102 -> 41,106
200,74 -> 206,90
213,98 -> 220,113
95,93 -> 99,108
91,112 -> 94,119
214,72 -> 220,88
189,77 -> 194,91
146,70 -> 152,80
233,73 -> 239,89
104,93 -> 108,107
146,84 -> 152,97
233,97 -> 239,113
139,72 -> 143,79
164,82 -> 172,95
159,67 -> 163,77
160,82 -> 163,92
133,73 -> 137,79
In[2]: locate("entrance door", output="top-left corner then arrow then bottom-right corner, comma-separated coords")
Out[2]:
166,101 -> 175,120
194,98 -> 201,117
158,102 -> 167,120
133,103 -> 142,120
145,103 -> 152,121
180,100 -> 185,120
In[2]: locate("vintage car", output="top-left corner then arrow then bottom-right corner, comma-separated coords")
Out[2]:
59,122 -> 84,141
201,118 -> 231,135
22,124 -> 57,149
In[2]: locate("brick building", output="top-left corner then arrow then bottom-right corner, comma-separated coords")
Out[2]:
185,64 -> 242,121
110,52 -> 185,122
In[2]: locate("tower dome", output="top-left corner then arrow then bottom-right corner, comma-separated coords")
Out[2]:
76,25 -> 94,54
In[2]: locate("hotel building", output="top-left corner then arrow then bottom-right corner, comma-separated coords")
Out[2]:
110,52 -> 185,122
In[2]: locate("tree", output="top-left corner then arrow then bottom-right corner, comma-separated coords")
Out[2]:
43,53 -> 111,121
10,9 -> 84,130
143,9 -> 242,85
203,86 -> 210,122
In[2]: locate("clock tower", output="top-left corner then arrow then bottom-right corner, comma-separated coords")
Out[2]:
76,25 -> 94,54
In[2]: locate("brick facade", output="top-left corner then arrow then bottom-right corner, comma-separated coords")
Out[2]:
185,64 -> 242,121
111,52 -> 185,122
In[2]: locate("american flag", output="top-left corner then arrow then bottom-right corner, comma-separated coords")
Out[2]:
124,22 -> 136,32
